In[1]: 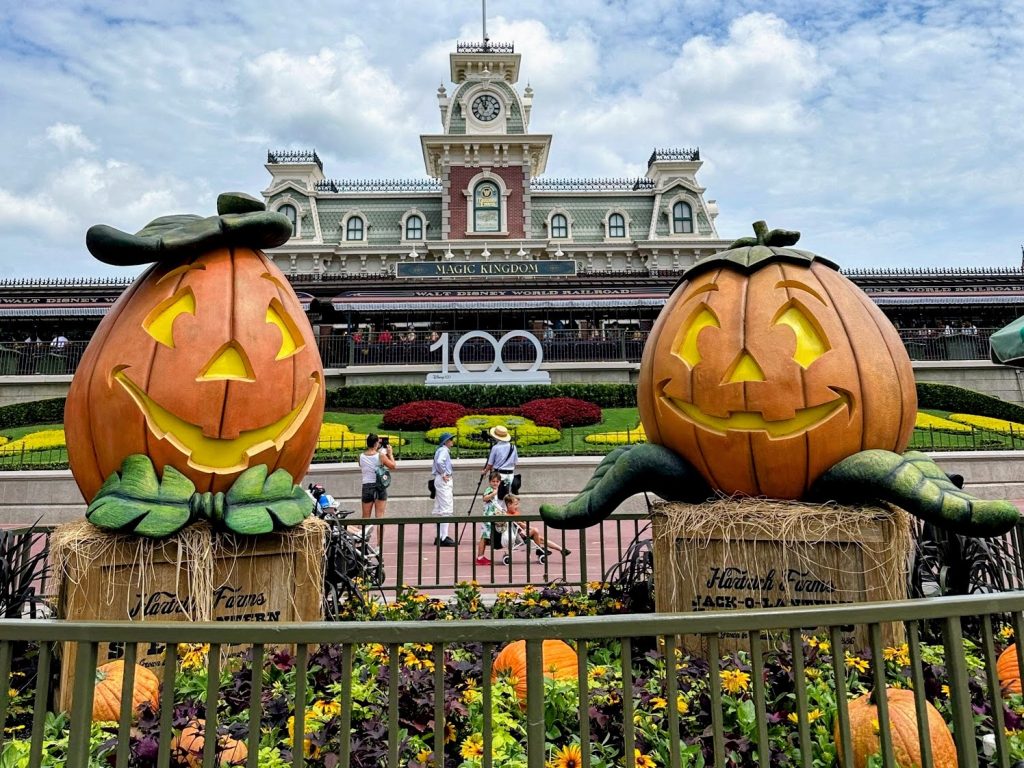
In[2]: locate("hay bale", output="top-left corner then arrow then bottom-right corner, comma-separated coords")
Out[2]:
54,517 -> 326,710
652,497 -> 910,657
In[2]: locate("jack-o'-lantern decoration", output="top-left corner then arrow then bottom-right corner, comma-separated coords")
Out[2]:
638,222 -> 916,499
66,193 -> 324,537
541,222 -> 1021,538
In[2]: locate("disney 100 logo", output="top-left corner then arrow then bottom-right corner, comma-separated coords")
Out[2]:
426,331 -> 550,386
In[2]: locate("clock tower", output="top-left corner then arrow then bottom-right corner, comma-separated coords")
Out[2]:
421,39 -> 551,241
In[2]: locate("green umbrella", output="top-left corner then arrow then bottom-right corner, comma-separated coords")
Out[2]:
990,315 -> 1024,367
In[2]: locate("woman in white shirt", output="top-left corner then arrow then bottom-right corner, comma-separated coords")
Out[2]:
360,433 -> 396,549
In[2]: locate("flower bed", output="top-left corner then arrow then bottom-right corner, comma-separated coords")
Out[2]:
381,401 -> 467,431
519,398 -> 602,429
915,412 -> 973,433
949,413 -> 1024,436
5,583 -> 1024,767
2,428 -> 66,452
585,424 -> 647,445
317,423 -> 404,450
425,415 -> 560,448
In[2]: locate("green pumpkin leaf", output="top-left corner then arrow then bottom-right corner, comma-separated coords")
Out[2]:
540,444 -> 710,530
219,466 -> 313,535
810,449 -> 1021,537
86,455 -> 195,538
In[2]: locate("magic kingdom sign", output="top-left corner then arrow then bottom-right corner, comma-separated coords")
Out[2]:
396,260 -> 576,278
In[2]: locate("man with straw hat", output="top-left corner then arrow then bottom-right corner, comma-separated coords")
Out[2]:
432,432 -> 457,546
482,424 -> 519,499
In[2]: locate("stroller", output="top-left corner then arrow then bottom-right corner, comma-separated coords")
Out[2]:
307,484 -> 384,614
488,516 -> 550,566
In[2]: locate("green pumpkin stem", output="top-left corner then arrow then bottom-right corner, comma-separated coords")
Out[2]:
752,220 -> 770,244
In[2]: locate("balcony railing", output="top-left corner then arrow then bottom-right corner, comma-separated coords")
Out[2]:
0,328 -> 1002,379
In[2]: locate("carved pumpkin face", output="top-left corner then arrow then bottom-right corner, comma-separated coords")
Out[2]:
638,259 -> 916,498
66,246 -> 324,500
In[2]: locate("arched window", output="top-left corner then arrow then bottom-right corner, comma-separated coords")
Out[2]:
279,204 -> 297,232
405,215 -> 423,240
672,201 -> 693,234
473,181 -> 500,233
608,213 -> 626,238
551,213 -> 568,239
346,216 -> 364,241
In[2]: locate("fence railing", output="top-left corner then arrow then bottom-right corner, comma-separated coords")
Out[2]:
3,593 -> 1024,767
0,327 -> 1000,376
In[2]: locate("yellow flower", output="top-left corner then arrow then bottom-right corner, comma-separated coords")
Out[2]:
883,644 -> 911,666
416,748 -> 432,765
460,733 -> 484,760
915,412 -> 974,433
844,653 -> 869,674
805,668 -> 821,680
549,743 -> 583,768
787,708 -> 822,725
818,641 -> 831,654
650,696 -> 667,710
177,643 -> 210,672
590,666 -> 607,678
312,699 -> 342,718
948,413 -> 1024,435
676,694 -> 689,715
803,635 -> 819,649
367,643 -> 389,664
942,684 -> 951,698
287,715 -> 320,758
463,688 -> 482,705
1000,626 -> 1015,641
445,722 -> 457,743
871,717 -> 880,735
720,669 -> 751,695
635,749 -> 656,768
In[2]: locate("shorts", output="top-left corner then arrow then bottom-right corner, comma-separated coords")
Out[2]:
362,482 -> 387,503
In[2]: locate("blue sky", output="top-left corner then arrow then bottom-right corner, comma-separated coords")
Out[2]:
0,0 -> 1022,277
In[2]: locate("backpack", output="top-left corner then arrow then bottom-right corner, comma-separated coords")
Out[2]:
375,464 -> 391,490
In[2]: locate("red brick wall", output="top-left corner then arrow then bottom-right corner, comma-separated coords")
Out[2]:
448,166 -> 525,238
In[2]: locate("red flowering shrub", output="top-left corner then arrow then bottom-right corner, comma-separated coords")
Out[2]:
381,400 -> 467,431
475,406 -> 523,416
520,398 -> 602,429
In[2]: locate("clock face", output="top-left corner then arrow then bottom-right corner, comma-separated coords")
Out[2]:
471,94 -> 501,122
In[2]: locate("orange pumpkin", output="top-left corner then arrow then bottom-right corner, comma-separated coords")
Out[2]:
638,224 -> 915,498
492,639 -> 578,702
837,688 -> 957,768
171,721 -> 248,767
92,659 -> 160,722
997,645 -> 1022,695
66,245 -> 324,499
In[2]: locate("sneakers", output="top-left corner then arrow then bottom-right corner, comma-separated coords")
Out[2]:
562,548 -> 572,557
434,537 -> 457,547
475,556 -> 492,566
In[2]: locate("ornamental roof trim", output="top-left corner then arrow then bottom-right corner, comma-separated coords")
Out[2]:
532,177 -> 655,192
267,149 -> 323,171
316,178 -> 443,193
648,148 -> 700,166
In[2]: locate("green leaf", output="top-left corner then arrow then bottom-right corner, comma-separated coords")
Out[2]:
85,454 -> 195,538
220,465 -> 313,535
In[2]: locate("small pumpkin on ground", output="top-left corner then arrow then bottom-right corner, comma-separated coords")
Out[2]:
997,644 -> 1022,695
837,688 -> 957,768
92,659 -> 160,722
492,639 -> 577,702
170,721 -> 248,767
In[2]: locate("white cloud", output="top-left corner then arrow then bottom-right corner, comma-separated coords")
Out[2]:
45,123 -> 96,153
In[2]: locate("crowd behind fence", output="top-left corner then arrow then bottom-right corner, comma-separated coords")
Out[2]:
0,327 -> 1001,375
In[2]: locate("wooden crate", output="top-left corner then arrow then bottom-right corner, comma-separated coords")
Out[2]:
652,499 -> 910,657
54,518 -> 326,711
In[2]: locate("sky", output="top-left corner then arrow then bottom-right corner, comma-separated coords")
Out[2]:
0,0 -> 1022,278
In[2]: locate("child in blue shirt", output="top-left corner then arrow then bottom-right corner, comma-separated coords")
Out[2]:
475,471 -> 505,565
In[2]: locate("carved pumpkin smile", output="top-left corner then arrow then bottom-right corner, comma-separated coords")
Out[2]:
661,386 -> 851,439
114,368 -> 321,474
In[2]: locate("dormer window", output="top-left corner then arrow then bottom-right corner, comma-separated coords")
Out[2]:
279,204 -> 297,232
346,216 -> 365,241
608,213 -> 626,238
672,201 -> 694,234
406,215 -> 424,240
551,214 -> 569,239
474,181 -> 500,233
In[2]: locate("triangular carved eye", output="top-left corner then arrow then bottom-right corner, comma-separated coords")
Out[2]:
266,298 -> 305,360
143,288 -> 195,348
773,301 -> 830,368
675,305 -> 720,367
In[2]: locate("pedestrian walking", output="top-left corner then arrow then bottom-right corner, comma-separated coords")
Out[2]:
481,424 -> 519,498
432,432 -> 456,546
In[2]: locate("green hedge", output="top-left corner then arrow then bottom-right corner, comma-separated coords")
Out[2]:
326,383 -> 637,410
916,382 -> 1024,423
0,398 -> 66,430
